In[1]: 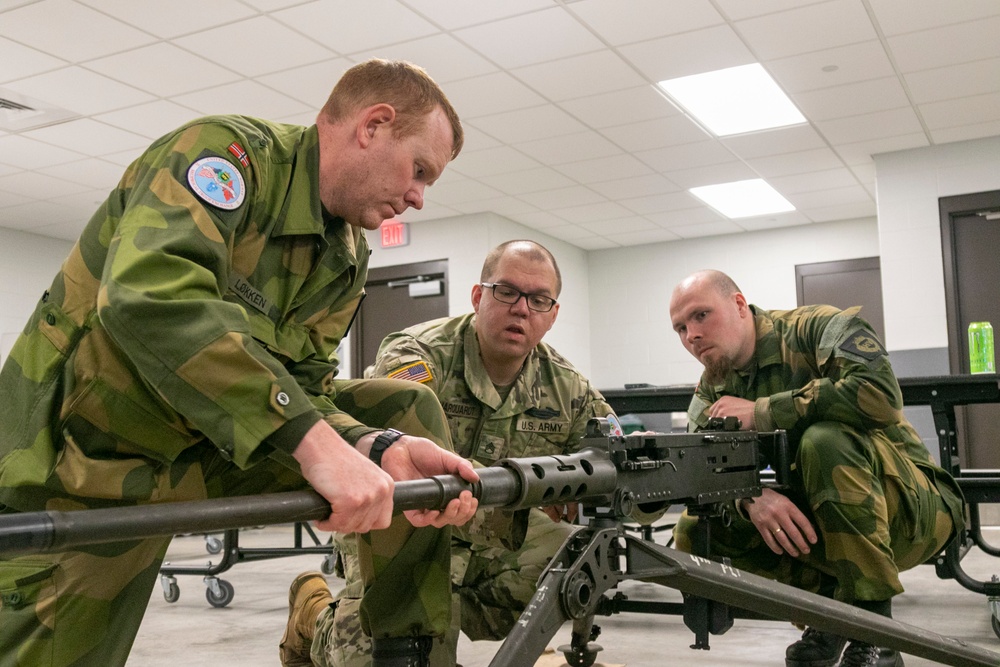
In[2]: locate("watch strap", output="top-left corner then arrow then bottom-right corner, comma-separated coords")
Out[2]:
369,428 -> 405,468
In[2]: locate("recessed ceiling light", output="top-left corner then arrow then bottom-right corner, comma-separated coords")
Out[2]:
657,63 -> 806,137
689,179 -> 795,219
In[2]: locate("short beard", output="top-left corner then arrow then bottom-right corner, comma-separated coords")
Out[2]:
702,355 -> 736,385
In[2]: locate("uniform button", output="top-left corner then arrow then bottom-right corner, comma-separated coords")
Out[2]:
276,392 -> 290,406
6,592 -> 22,606
45,314 -> 56,325
257,138 -> 267,148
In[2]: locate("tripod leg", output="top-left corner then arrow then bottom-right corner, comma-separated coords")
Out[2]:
557,614 -> 603,667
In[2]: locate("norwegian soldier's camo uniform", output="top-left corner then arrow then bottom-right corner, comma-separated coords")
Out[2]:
0,116 -> 455,666
675,305 -> 965,604
314,313 -> 615,666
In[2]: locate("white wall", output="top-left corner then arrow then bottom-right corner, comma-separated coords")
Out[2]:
585,217 -> 881,389
0,228 -> 74,362
366,212 -> 594,375
875,135 -> 1000,352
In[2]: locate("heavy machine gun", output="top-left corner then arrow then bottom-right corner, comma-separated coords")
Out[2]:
0,419 -> 996,667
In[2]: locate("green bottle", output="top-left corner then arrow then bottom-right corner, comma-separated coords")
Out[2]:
968,322 -> 995,374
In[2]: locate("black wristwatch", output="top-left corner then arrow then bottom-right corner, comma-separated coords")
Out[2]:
369,428 -> 405,468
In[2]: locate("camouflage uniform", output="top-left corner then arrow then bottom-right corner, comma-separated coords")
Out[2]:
674,305 -> 965,604
314,313 -> 614,667
0,116 -> 454,666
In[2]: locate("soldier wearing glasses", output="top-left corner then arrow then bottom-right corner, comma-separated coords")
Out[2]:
284,240 -> 618,666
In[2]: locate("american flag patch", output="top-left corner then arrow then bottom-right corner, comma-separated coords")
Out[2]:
387,361 -> 433,384
227,141 -> 250,168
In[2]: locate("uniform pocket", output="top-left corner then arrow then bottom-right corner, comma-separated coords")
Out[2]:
0,559 -> 58,661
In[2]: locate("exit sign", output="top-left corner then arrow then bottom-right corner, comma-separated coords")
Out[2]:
380,222 -> 410,248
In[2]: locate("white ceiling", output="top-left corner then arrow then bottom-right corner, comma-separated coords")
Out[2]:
1,0 -> 999,249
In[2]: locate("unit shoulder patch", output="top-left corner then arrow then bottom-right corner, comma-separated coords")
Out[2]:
838,330 -> 887,361
387,360 -> 433,384
187,156 -> 245,210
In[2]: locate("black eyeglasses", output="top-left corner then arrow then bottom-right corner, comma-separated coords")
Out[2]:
481,283 -> 557,312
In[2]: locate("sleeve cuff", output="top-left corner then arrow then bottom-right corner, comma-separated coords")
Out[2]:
265,411 -> 323,455
753,397 -> 774,431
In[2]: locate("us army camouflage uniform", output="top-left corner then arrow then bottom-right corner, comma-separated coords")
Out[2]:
674,305 -> 965,604
0,116 -> 454,666
315,313 -> 615,667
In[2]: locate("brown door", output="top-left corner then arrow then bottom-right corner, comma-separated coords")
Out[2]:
941,189 -> 1000,468
350,259 -> 449,377
795,257 -> 885,342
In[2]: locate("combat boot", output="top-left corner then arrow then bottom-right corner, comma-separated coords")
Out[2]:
786,627 -> 847,667
279,571 -> 334,667
371,636 -> 433,667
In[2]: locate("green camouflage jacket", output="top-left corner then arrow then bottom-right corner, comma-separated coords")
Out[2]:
0,115 -> 373,511
370,313 -> 613,464
688,304 -> 964,529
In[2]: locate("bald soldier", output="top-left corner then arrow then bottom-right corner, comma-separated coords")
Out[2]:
668,270 -> 964,667
282,240 -> 625,667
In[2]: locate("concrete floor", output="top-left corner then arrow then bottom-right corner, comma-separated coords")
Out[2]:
127,520 -> 1000,667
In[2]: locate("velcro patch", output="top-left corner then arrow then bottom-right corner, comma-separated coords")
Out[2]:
187,156 -> 245,210
387,361 -> 433,384
838,330 -> 886,361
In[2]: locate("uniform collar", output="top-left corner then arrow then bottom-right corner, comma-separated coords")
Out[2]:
463,315 -> 538,411
749,305 -> 782,370
273,125 -> 326,238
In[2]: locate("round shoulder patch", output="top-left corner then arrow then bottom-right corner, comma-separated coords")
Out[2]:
187,156 -> 245,210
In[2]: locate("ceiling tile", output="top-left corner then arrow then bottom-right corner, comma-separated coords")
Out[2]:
450,195 -> 539,216
0,0 -> 155,61
867,0 -> 1000,36
454,7 -> 604,69
833,133 -> 929,165
791,77 -> 910,122
571,236 -> 623,250
86,43 -> 242,98
25,217 -> 87,241
589,174 -> 679,200
560,85 -> 679,129
479,167 -> 576,196
402,0 -> 554,31
554,203 -> 639,225
256,58 -> 355,109
721,125 -> 826,158
570,0 -> 723,46
172,80 -> 313,119
37,158 -> 124,189
647,205 -> 728,228
615,228 -> 682,244
0,36 -> 65,83
619,24 -> 755,82
714,0 -> 827,21
803,200 -> 877,222
634,140 -> 735,172
443,72 -> 546,119
399,203 -> 462,222
512,51 -> 645,102
466,105 -> 586,144
554,154 -> 653,184
905,58 -> 1000,104
515,130 -> 623,165
579,216 -> 658,235
22,118 -> 149,156
0,134 -> 85,169
518,185 -> 606,210
887,16 -> 1000,73
735,0 -> 878,61
351,34 -> 498,84
665,160 -> 759,189
78,0 -> 257,38
787,184 -> 872,209
447,146 -> 543,179
543,224 -> 600,242
600,116 -> 709,153
671,219 -> 745,238
814,107 -> 924,145
95,101 -> 206,139
746,147 -> 850,177
919,92 -> 1000,130
5,67 -> 154,115
273,0 -> 438,54
0,188 -> 34,208
455,125 -> 504,153
769,167 -> 861,194
930,120 -> 1000,145
424,177 -> 504,206
505,210 -> 570,229
172,17 -> 335,77
764,41 -> 895,93
736,210 -> 812,231
621,191 -> 702,216
0,171 -> 90,200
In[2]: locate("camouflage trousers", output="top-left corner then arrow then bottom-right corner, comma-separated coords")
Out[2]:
0,378 -> 455,667
314,508 -> 576,667
674,421 -> 957,604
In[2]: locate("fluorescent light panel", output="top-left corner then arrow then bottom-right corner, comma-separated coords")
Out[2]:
690,179 -> 795,219
658,63 -> 805,137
